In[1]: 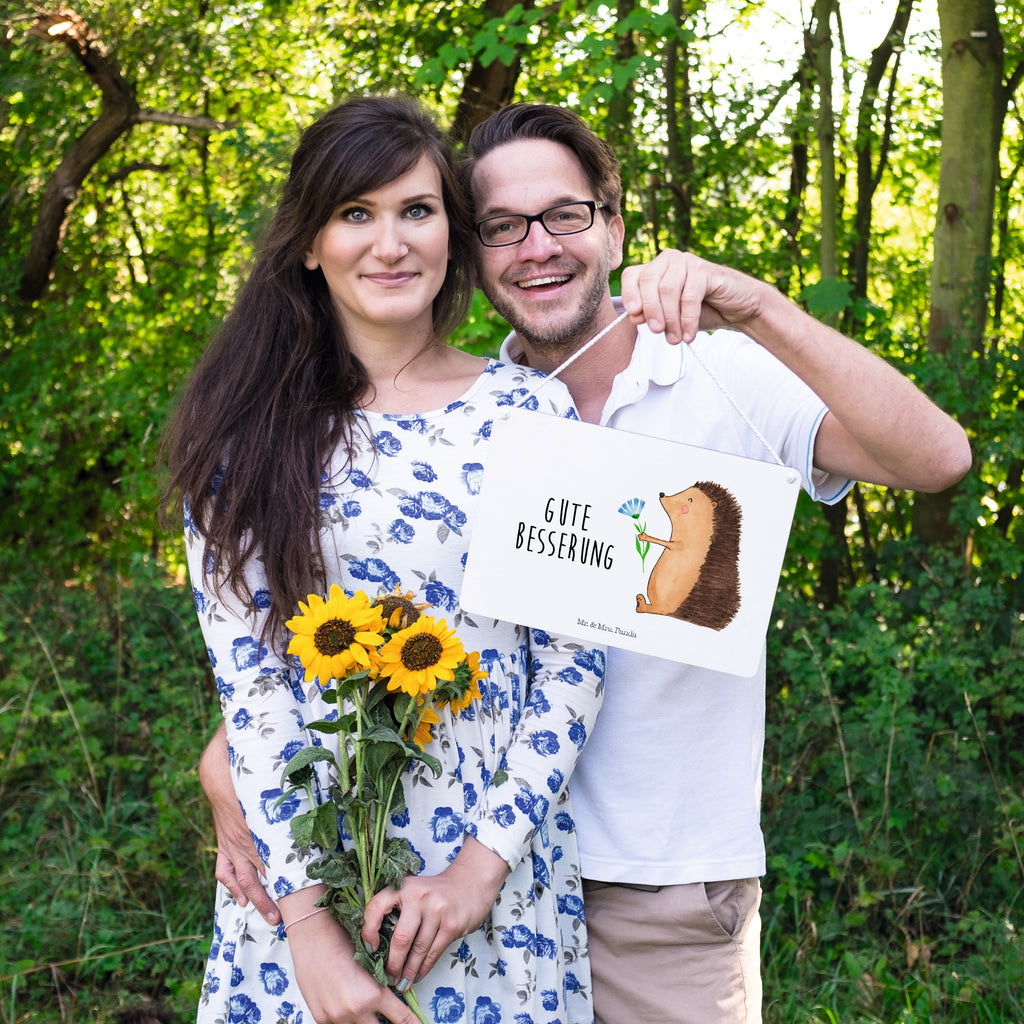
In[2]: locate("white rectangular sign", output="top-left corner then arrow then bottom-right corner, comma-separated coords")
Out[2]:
461,409 -> 801,677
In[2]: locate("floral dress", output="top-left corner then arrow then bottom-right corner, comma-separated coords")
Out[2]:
190,359 -> 606,1024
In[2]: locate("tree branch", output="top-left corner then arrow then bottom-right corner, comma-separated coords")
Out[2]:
18,8 -> 236,301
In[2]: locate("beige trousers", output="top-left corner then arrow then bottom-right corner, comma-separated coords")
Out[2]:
582,878 -> 762,1024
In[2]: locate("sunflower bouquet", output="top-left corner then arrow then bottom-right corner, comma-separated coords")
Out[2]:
279,583 -> 485,1018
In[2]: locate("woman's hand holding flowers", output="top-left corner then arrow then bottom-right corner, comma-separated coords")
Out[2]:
361,836 -> 511,992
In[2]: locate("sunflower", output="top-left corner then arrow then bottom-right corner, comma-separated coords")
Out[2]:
377,615 -> 465,697
408,701 -> 441,749
372,585 -> 428,630
285,584 -> 386,683
448,650 -> 486,716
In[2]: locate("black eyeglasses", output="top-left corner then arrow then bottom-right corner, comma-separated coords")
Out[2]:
474,200 -> 608,247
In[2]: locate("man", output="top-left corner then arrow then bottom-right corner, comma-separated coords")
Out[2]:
201,104 -> 971,1023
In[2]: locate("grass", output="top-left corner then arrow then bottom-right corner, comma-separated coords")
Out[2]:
1,546 -> 1020,1023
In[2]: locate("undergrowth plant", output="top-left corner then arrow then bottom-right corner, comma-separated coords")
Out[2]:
0,554 -> 216,1022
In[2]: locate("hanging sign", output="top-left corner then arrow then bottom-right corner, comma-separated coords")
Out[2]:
461,408 -> 801,676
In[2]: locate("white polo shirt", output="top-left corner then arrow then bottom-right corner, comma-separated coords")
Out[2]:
500,308 -> 851,884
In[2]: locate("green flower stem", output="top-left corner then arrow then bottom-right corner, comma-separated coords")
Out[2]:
402,985 -> 429,1024
351,688 -> 374,904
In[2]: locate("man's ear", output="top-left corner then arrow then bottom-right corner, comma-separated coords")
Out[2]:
608,212 -> 625,271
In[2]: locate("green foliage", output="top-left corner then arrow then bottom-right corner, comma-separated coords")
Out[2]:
762,538 -> 1024,1023
0,553 -> 216,1021
1,0 -> 1022,1019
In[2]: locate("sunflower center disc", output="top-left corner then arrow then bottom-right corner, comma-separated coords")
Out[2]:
314,619 -> 357,655
401,633 -> 444,670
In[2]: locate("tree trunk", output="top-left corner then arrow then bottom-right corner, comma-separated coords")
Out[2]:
19,10 -> 139,300
664,0 -> 693,249
806,0 -> 838,291
914,0 -> 1003,545
450,0 -> 535,144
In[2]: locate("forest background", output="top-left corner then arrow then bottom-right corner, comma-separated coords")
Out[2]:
1,0 -> 1021,1021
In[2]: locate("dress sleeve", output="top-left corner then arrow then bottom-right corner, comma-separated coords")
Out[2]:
465,631 -> 606,870
185,509 -> 326,898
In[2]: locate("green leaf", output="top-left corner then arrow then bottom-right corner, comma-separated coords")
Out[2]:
281,745 -> 337,788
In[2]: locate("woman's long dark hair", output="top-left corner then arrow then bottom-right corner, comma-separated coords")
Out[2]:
161,96 -> 475,648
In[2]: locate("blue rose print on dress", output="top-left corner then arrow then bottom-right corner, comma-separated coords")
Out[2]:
395,415 -> 430,434
531,852 -> 551,890
319,493 -> 336,510
430,807 -> 463,844
528,730 -> 560,757
232,708 -> 251,730
472,996 -> 502,1024
526,689 -> 551,715
573,647 -> 606,675
260,788 -> 299,824
279,739 -> 304,762
461,463 -> 484,495
194,587 -> 208,614
501,924 -> 535,952
492,804 -> 516,829
230,965 -> 244,986
532,628 -> 550,647
341,499 -> 362,517
227,993 -> 261,1023
347,557 -> 400,591
541,988 -> 559,1011
477,419 -> 493,441
253,589 -> 272,611
534,934 -> 557,959
568,721 -> 587,750
389,519 -> 416,544
412,461 -> 437,482
545,769 -> 564,794
272,877 -> 293,897
557,893 -> 585,923
348,468 -> 374,489
515,790 -> 549,825
231,636 -> 265,672
554,811 -> 574,832
424,579 -> 458,611
431,987 -> 466,1023
375,431 -> 403,456
259,963 -> 289,997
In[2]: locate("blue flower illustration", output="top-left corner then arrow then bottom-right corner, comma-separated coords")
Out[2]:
388,519 -> 415,544
412,461 -> 437,482
461,462 -> 485,494
260,787 -> 299,824
424,579 -> 458,611
259,962 -> 289,996
227,993 -> 261,1023
231,636 -> 265,672
619,497 -> 651,570
472,995 -> 502,1024
529,730 -> 561,757
430,806 -> 463,843
374,430 -> 403,456
431,987 -> 466,1023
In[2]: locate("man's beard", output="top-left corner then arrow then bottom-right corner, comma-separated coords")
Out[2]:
481,260 -> 611,355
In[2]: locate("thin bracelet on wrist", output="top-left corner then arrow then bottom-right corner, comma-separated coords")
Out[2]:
283,906 -> 329,931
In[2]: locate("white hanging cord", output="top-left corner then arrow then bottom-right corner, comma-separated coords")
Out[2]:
517,311 -> 630,399
516,310 -> 787,468
682,342 -> 786,467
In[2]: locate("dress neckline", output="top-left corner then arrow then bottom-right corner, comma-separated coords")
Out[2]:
357,358 -> 502,422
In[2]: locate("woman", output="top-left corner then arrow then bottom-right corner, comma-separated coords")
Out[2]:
163,96 -> 605,1024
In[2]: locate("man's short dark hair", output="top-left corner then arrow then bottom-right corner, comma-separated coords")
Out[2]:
463,104 -> 622,217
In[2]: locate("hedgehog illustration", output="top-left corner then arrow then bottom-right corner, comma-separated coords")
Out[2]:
635,481 -> 742,630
